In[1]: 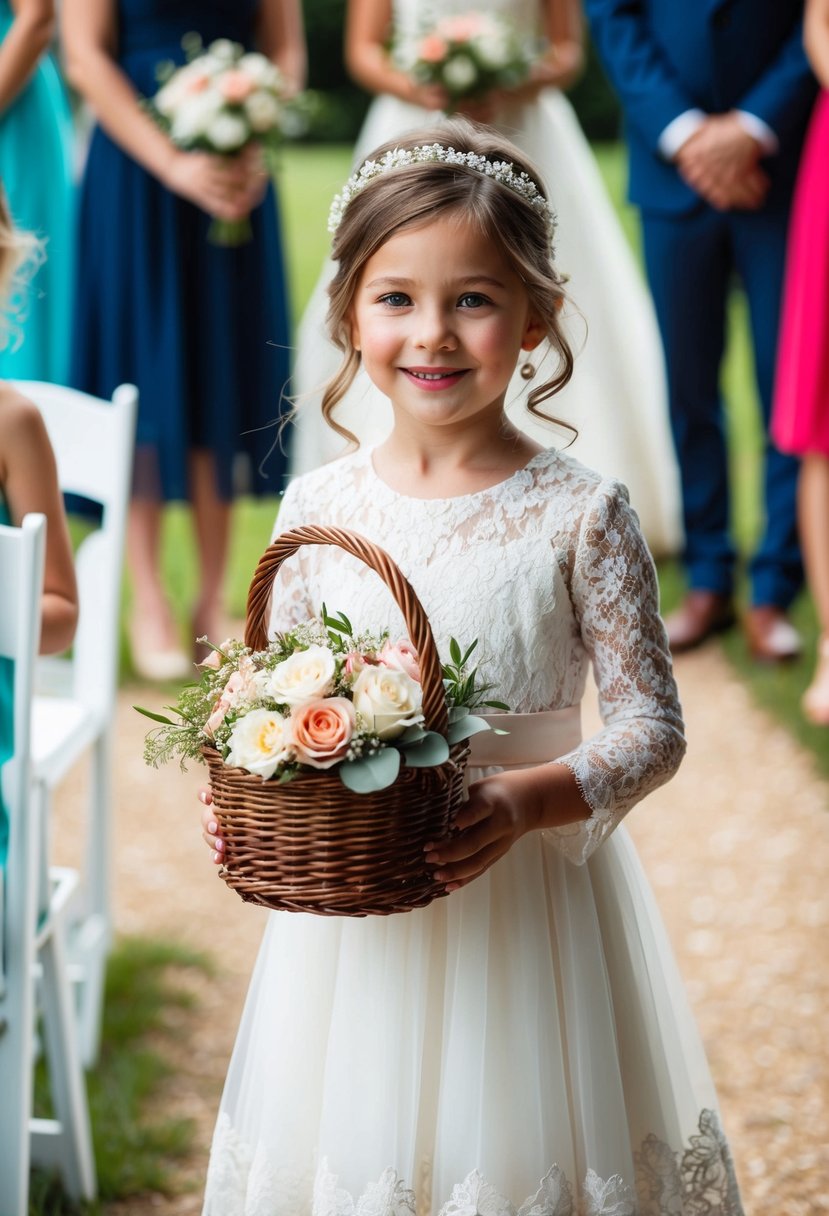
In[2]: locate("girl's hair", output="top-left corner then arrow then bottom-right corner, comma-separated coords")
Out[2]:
0,184 -> 43,350
321,117 -> 575,445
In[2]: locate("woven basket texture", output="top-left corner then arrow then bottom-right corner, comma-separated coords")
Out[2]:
207,525 -> 470,916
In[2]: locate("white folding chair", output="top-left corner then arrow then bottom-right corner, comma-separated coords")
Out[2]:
13,380 -> 138,1068
0,513 -> 95,1213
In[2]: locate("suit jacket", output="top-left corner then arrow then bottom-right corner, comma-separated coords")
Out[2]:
586,0 -> 816,213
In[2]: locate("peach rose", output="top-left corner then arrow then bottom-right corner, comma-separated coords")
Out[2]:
418,34 -> 449,63
219,69 -> 256,103
291,697 -> 356,769
438,14 -> 485,41
378,639 -> 421,684
184,71 -> 212,95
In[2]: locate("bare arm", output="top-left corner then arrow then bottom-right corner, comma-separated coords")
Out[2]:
529,0 -> 585,94
256,0 -> 307,95
61,0 -> 258,220
345,0 -> 450,110
0,390 -> 78,653
806,0 -> 829,87
0,0 -> 56,113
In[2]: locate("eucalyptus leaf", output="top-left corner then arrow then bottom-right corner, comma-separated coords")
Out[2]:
133,706 -> 178,726
447,714 -> 495,745
403,731 -> 450,767
448,705 -> 470,723
339,747 -> 401,793
399,724 -> 428,745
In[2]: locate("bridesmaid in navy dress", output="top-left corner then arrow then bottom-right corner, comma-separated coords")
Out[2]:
64,0 -> 306,679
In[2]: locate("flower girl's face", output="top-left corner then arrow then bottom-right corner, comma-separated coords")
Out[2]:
349,213 -> 544,434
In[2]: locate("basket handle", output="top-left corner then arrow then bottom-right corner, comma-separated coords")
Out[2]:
245,525 -> 448,735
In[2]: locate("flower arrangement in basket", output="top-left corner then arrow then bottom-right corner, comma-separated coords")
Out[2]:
136,526 -> 507,917
394,12 -> 537,107
147,35 -> 290,246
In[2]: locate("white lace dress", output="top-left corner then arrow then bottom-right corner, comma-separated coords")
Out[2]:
202,448 -> 743,1216
288,0 -> 682,558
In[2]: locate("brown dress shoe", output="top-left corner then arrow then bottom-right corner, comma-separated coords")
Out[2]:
664,591 -> 736,652
744,605 -> 803,663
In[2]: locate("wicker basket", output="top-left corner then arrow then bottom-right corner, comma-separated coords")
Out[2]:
203,525 -> 469,916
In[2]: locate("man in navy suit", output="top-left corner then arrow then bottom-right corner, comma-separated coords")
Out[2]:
586,0 -> 816,658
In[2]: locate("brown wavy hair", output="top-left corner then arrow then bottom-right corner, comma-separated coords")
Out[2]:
320,117 -> 575,447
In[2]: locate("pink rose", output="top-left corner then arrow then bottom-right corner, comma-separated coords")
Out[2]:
199,649 -> 223,670
219,69 -> 256,103
184,71 -> 211,95
291,697 -> 356,769
437,14 -> 485,41
378,639 -> 421,684
418,34 -> 449,63
204,657 -> 258,737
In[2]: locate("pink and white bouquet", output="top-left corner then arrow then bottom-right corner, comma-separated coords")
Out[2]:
148,36 -> 287,245
137,608 -> 506,794
395,12 -> 536,107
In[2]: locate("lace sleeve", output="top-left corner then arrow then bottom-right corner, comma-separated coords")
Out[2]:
266,479 -> 315,636
548,480 -> 686,865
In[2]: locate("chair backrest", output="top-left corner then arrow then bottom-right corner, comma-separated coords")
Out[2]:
0,514 -> 45,1212
12,382 -> 138,715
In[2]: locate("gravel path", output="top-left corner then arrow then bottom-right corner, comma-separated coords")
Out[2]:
51,644 -> 829,1214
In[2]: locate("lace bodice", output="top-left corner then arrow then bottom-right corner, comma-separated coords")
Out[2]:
267,447 -> 685,863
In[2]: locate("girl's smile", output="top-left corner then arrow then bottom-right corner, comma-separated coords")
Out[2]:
349,214 -> 544,434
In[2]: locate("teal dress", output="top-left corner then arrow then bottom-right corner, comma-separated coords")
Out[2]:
0,499 -> 12,863
0,1 -> 74,382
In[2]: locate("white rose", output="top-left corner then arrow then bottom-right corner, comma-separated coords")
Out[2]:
245,89 -> 282,133
225,709 -> 293,779
475,33 -> 510,68
238,52 -> 282,90
205,111 -> 250,152
442,54 -> 478,93
259,645 -> 336,707
352,666 -> 424,740
207,39 -> 239,63
170,90 -> 223,141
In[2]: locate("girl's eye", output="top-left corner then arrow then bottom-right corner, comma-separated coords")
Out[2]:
378,292 -> 411,308
458,293 -> 490,309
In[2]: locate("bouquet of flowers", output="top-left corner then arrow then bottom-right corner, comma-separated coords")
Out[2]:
394,12 -> 536,107
136,607 -> 506,795
148,35 -> 287,246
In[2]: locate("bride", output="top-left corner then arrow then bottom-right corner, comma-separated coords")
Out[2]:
290,0 -> 682,556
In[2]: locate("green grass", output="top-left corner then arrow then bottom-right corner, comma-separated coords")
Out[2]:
30,938 -> 212,1214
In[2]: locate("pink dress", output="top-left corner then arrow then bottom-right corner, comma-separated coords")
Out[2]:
772,89 -> 829,458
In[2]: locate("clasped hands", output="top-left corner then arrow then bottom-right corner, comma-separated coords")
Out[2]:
163,142 -> 269,222
675,110 -> 770,211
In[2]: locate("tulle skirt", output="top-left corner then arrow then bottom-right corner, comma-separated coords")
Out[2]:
203,754 -> 741,1214
772,89 -> 829,459
289,90 -> 682,558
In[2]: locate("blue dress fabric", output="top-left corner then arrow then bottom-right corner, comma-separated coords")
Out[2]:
0,0 -> 75,383
71,0 -> 293,503
0,498 -> 13,865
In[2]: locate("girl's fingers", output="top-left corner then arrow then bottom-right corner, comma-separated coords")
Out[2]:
426,817 -> 499,865
436,840 -> 504,888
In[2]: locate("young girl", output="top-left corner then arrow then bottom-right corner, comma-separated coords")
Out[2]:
0,191 -> 78,860
200,119 -> 743,1213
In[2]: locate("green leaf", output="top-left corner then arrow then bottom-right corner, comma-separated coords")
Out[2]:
399,723 -> 428,745
483,700 -> 510,712
448,705 -> 470,723
449,637 -> 462,665
403,731 -> 450,767
338,747 -> 401,793
133,705 -> 178,726
447,714 -> 494,745
460,639 -> 478,666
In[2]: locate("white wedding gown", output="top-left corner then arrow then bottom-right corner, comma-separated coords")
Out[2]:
288,0 -> 682,558
202,447 -> 743,1215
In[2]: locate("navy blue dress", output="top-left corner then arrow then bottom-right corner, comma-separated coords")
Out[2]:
72,0 -> 292,502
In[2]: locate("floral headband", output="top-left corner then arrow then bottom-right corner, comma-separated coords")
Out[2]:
327,142 -> 557,248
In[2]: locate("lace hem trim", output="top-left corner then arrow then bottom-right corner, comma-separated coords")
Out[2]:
203,1108 -> 742,1216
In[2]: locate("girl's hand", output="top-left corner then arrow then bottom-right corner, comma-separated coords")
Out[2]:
162,149 -> 261,221
423,770 -> 541,891
404,78 -> 451,111
198,787 -> 224,865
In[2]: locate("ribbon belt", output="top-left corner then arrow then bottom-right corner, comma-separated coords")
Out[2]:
466,706 -> 582,769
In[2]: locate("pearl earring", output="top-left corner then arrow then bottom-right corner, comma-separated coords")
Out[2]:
520,360 -> 536,381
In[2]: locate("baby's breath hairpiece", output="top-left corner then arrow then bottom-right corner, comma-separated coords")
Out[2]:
327,142 -> 557,248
